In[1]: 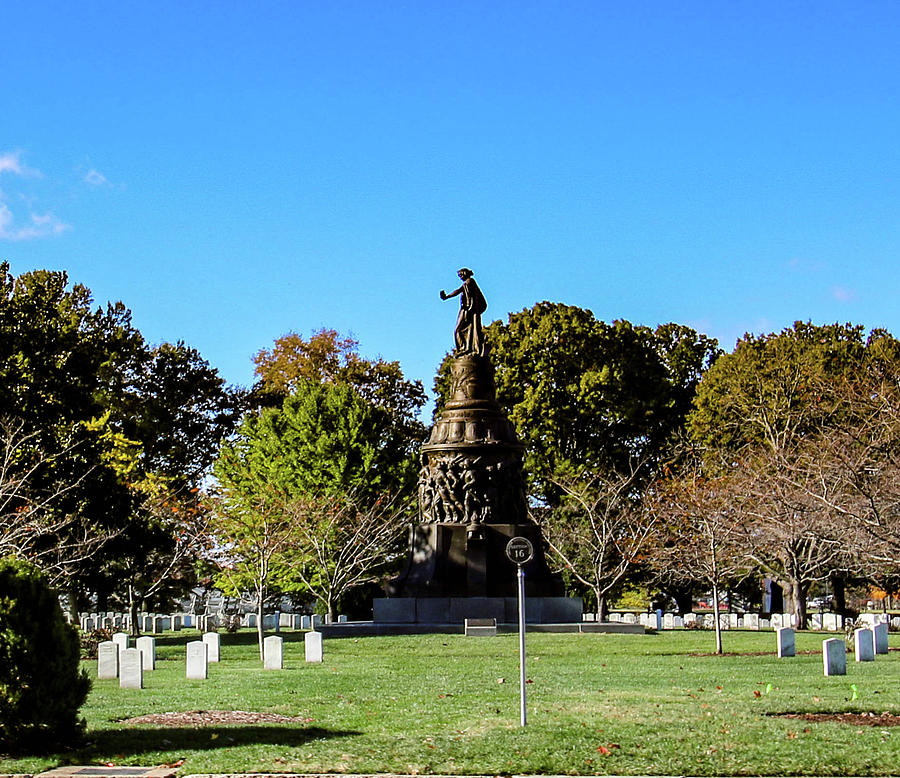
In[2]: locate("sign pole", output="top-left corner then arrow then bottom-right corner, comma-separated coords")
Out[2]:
517,562 -> 527,727
505,536 -> 534,728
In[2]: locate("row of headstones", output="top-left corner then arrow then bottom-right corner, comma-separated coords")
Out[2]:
81,611 -> 349,633
242,613 -> 347,630
97,631 -> 325,688
774,625 -> 889,675
594,611 -> 898,631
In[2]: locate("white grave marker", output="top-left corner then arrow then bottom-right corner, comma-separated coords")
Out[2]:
264,635 -> 283,669
305,630 -> 323,662
119,648 -> 143,689
874,622 -> 889,655
855,628 -> 875,661
97,641 -> 119,679
112,632 -> 129,653
186,640 -> 208,679
203,631 -> 221,662
776,627 -> 796,657
823,638 -> 846,676
136,636 -> 156,671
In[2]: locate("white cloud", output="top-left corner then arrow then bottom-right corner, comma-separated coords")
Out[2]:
83,168 -> 110,187
0,203 -> 69,241
0,150 -> 41,178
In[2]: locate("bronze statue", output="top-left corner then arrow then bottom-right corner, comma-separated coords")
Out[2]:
440,268 -> 487,356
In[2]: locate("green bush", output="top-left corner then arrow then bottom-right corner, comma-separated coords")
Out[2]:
0,557 -> 91,753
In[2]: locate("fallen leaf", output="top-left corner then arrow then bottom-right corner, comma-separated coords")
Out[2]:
786,731 -> 797,739
596,746 -> 611,755
753,690 -> 762,698
497,677 -> 505,684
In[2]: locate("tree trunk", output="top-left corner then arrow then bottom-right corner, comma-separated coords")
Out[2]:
128,584 -> 140,637
257,589 -> 265,661
596,592 -> 609,623
712,581 -> 723,655
831,574 -> 847,616
785,579 -> 807,629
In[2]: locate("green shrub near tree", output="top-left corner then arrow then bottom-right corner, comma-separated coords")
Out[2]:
0,557 -> 90,752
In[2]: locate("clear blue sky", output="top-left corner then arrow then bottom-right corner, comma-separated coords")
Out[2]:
3,2 -> 900,401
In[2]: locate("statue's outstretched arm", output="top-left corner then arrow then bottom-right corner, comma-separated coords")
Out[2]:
440,284 -> 464,301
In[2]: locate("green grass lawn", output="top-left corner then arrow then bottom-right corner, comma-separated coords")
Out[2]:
4,628 -> 900,775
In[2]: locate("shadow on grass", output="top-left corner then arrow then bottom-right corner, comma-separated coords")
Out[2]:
66,724 -> 360,759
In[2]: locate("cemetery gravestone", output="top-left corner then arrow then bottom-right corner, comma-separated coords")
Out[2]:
186,640 -> 208,679
305,630 -> 323,662
98,641 -> 119,679
113,632 -> 129,653
301,615 -> 312,630
855,628 -> 875,661
119,648 -> 143,689
776,627 -> 795,657
264,635 -> 284,670
203,631 -> 221,662
823,638 -> 846,676
874,622 -> 889,655
136,636 -> 156,671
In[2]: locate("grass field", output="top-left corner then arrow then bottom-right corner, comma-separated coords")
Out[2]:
4,628 -> 900,775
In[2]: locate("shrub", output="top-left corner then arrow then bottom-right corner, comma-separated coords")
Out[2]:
0,557 -> 91,752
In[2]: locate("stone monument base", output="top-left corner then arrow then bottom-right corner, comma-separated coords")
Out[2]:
373,595 -> 582,625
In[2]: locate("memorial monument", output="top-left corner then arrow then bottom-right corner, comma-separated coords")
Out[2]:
375,270 -> 581,624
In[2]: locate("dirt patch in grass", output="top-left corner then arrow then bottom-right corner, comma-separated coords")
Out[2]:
120,710 -> 314,726
774,711 -> 900,726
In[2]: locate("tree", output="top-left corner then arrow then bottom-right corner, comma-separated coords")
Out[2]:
0,418 -> 110,587
212,376 -> 418,653
206,483 -> 299,659
537,463 -> 658,621
282,491 -> 411,621
0,557 -> 91,752
0,263 -> 144,604
687,322 -> 897,626
647,450 -> 751,654
0,263 -> 244,620
253,328 -> 427,444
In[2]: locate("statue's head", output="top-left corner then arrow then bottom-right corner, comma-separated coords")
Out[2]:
458,267 -> 473,280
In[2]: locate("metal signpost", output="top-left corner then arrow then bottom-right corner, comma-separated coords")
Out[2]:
505,536 -> 534,727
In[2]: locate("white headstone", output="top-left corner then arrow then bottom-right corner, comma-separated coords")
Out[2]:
136,636 -> 156,671
823,638 -> 846,676
759,618 -> 771,629
855,628 -> 875,661
171,615 -> 182,631
683,613 -> 697,626
623,613 -> 636,624
301,615 -> 312,630
186,640 -> 208,679
891,616 -> 900,631
305,630 -> 323,662
776,627 -> 795,657
663,613 -> 675,629
98,641 -> 119,679
673,615 -> 684,628
874,622 -> 889,654
822,613 -> 842,631
771,613 -> 783,629
729,613 -> 739,628
810,613 -> 823,630
246,613 -> 257,628
338,614 -> 348,623
119,648 -> 143,689
203,631 -> 221,662
112,631 -> 129,653
264,635 -> 283,669
312,614 -> 323,628
279,612 -> 293,628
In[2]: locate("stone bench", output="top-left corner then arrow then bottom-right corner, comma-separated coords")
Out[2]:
464,617 -> 497,636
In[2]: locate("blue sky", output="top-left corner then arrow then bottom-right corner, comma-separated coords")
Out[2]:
3,2 -> 900,402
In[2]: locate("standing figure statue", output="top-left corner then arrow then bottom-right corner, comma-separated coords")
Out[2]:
440,268 -> 487,356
